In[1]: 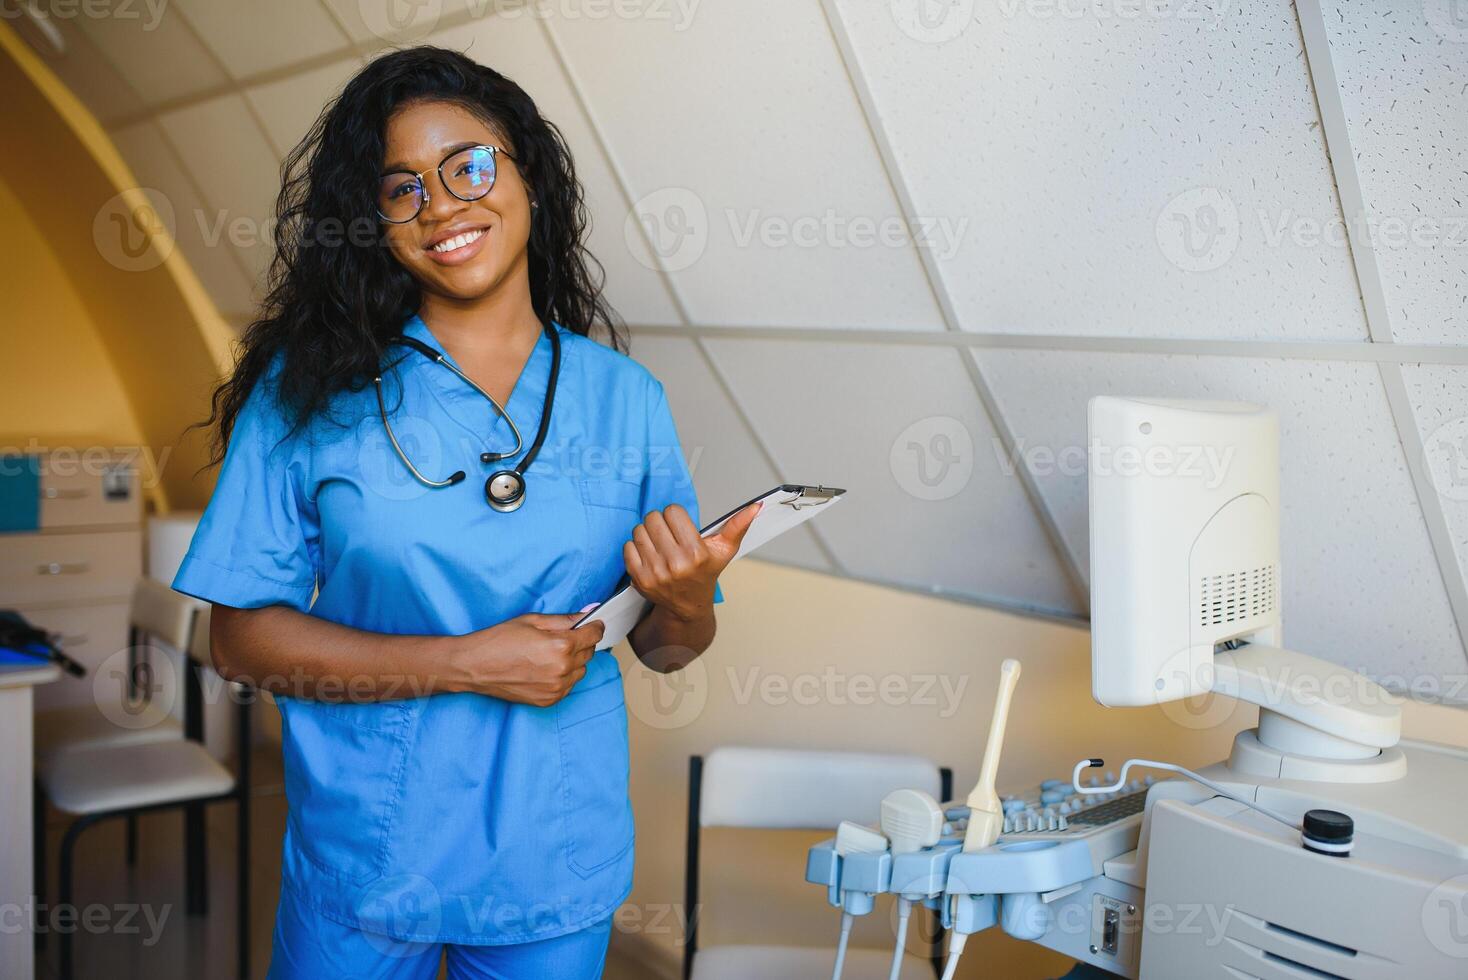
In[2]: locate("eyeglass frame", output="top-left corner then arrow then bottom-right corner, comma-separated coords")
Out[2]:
375,144 -> 517,224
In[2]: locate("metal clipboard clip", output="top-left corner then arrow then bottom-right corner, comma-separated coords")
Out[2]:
780,485 -> 840,510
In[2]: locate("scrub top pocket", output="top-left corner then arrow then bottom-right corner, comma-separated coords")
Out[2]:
281,697 -> 420,886
577,478 -> 646,601
556,674 -> 634,878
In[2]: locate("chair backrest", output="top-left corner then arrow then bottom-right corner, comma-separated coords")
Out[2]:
187,605 -> 213,668
699,746 -> 945,830
130,576 -> 204,652
684,746 -> 952,979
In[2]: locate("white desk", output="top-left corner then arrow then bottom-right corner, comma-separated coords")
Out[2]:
0,660 -> 59,980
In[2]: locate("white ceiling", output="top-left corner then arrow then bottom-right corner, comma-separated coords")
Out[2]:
14,0 -> 1468,699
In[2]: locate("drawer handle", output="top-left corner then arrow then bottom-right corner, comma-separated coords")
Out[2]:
37,561 -> 90,576
43,487 -> 89,500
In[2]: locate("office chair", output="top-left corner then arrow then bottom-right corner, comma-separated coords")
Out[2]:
36,602 -> 253,980
684,746 -> 953,980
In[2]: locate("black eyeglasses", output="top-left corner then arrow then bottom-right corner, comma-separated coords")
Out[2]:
376,144 -> 515,224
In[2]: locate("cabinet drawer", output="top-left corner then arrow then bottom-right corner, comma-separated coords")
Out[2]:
18,601 -> 136,712
39,456 -> 143,529
0,530 -> 142,605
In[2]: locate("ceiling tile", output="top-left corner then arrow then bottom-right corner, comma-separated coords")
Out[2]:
1321,1 -> 1468,346
244,57 -> 361,157
73,3 -> 231,105
108,119 -> 259,319
156,94 -> 282,293
428,15 -> 682,326
170,0 -> 352,79
705,339 -> 1080,615
1403,362 -> 1468,690
830,0 -> 1369,341
543,1 -> 945,330
980,349 -> 1467,693
16,15 -> 148,124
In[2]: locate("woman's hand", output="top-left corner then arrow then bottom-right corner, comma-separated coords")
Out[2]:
624,503 -> 760,622
444,613 -> 606,707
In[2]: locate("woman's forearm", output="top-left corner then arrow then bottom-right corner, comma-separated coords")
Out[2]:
209,604 -> 605,705
210,604 -> 468,702
629,603 -> 716,673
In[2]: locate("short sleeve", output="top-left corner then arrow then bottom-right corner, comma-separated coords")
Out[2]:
642,380 -> 723,605
172,374 -> 320,611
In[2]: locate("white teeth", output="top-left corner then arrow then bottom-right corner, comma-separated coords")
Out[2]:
431,228 -> 485,253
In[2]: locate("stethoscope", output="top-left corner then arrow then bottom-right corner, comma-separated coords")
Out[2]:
373,324 -> 560,513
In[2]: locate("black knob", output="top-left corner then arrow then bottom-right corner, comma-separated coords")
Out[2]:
1302,809 -> 1353,857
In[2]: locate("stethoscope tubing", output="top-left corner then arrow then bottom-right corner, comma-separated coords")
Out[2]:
372,324 -> 561,505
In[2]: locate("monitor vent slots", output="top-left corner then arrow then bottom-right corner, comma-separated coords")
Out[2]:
1199,564 -> 1276,627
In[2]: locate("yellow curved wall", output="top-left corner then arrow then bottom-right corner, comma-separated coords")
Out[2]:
0,22 -> 237,511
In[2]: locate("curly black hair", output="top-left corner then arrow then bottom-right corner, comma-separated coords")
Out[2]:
202,45 -> 623,460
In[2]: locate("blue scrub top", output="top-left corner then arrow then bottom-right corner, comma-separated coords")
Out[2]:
174,315 -> 712,945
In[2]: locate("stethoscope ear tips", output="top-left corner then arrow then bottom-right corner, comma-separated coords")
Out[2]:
447,471 -> 467,486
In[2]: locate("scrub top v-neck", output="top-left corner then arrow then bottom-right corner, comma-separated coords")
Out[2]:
173,315 -> 709,945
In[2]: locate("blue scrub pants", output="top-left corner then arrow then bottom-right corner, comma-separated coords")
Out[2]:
267,882 -> 614,979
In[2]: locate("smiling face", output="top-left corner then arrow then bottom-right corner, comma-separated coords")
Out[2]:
379,100 -> 534,305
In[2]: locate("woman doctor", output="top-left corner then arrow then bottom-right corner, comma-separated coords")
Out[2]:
175,47 -> 756,979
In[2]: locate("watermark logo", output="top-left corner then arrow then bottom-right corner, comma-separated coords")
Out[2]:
357,0 -> 442,41
1426,0 -> 1468,42
1422,874 -> 1468,958
627,187 -> 708,272
625,653 -> 708,730
93,188 -> 175,272
1156,187 -> 1240,272
94,645 -> 179,731
891,416 -> 974,501
890,0 -> 974,43
356,413 -> 441,501
1422,416 -> 1468,503
1,0 -> 169,30
357,874 -> 443,957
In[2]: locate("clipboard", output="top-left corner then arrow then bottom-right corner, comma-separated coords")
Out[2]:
576,484 -> 845,649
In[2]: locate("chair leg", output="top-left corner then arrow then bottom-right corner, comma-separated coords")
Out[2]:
237,791 -> 250,979
185,804 -> 209,916
33,782 -> 45,952
58,816 -> 98,980
125,814 -> 138,867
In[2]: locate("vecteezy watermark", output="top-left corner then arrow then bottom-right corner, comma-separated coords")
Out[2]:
0,0 -> 169,30
1155,187 -> 1241,273
94,645 -> 180,731
1156,186 -> 1468,273
891,416 -> 974,501
726,209 -> 968,262
626,189 -> 969,272
626,187 -> 709,273
1426,0 -> 1468,42
992,437 -> 1238,490
1423,873 -> 1468,958
726,666 -> 971,718
624,653 -> 709,730
993,0 -> 1230,28
0,440 -> 174,492
1422,416 -> 1468,503
93,188 -> 175,273
357,874 -> 443,957
889,0 -> 975,43
2,900 -> 172,944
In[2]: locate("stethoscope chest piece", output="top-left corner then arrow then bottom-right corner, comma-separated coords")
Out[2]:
485,470 -> 527,513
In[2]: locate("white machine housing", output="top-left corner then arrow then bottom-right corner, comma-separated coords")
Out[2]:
1088,396 -> 1401,765
1089,396 -> 1282,706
